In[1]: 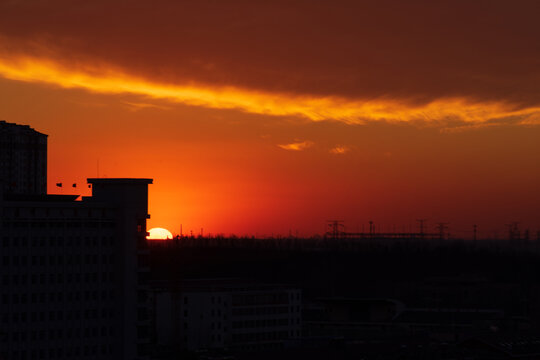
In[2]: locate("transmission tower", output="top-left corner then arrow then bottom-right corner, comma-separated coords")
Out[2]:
417,219 -> 427,239
436,222 -> 449,240
326,220 -> 345,240
506,222 -> 520,240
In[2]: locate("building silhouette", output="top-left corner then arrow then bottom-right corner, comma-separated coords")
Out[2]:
0,121 -> 47,195
0,122 -> 152,360
152,279 -> 302,354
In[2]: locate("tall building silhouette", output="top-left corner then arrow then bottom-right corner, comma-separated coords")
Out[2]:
0,121 -> 47,195
0,122 -> 152,360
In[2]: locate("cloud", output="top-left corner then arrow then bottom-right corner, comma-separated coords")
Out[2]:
1,1 -> 540,127
329,146 -> 349,155
122,101 -> 171,111
1,53 -> 540,127
519,112 -> 540,126
278,141 -> 314,151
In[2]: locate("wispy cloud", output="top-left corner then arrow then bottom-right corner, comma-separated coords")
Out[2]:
519,112 -> 540,125
122,101 -> 171,111
0,55 -> 540,127
329,146 -> 349,155
277,141 -> 314,151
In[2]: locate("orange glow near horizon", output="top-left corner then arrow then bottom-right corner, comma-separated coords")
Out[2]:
1,1 -> 540,239
0,55 -> 540,126
1,52 -> 539,238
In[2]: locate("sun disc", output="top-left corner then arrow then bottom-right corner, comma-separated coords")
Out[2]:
147,227 -> 173,240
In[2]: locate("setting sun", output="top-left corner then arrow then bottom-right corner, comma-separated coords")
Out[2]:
147,227 -> 173,240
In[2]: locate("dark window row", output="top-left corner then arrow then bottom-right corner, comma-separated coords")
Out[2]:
1,254 -> 115,267
1,308 -> 116,324
1,272 -> 115,286
1,289 -> 116,305
2,221 -> 116,229
1,342 -> 114,360
1,235 -> 115,248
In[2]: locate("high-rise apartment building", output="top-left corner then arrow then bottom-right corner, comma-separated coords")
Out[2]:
0,122 -> 152,360
0,121 -> 47,195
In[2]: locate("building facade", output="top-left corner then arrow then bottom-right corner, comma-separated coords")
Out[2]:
0,121 -> 152,360
0,121 -> 47,195
0,178 -> 152,360
153,280 -> 302,353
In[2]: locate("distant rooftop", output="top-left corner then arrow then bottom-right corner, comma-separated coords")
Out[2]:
0,120 -> 48,137
87,178 -> 153,185
3,193 -> 79,202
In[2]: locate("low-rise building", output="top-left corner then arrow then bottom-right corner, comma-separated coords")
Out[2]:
153,279 -> 302,353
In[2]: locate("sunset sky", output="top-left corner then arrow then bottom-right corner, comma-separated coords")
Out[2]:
1,0 -> 539,238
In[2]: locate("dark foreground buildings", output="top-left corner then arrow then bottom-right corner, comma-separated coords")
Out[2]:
4,120 -> 540,360
0,121 -> 152,360
152,279 -> 302,354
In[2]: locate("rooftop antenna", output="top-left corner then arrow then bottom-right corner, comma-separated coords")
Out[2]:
417,219 -> 427,239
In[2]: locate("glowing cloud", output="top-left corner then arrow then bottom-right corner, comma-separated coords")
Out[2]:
330,146 -> 349,155
278,141 -> 314,151
0,54 -> 540,126
122,101 -> 172,111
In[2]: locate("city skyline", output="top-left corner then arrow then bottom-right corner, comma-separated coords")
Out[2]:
1,1 -> 539,236
1,119 -> 533,240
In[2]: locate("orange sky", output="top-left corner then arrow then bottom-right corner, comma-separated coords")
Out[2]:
0,1 -> 539,238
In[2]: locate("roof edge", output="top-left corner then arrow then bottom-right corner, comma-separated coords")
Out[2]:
87,178 -> 153,184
